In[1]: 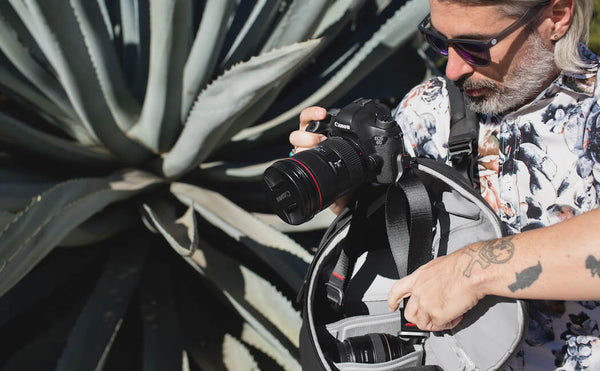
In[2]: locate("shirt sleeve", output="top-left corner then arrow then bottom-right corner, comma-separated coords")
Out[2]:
392,76 -> 452,163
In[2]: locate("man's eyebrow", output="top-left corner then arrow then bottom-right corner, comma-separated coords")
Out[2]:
431,26 -> 494,41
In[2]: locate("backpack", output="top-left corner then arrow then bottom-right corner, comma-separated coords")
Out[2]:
297,81 -> 528,370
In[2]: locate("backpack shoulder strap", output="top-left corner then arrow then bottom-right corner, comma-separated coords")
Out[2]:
384,171 -> 434,278
445,77 -> 479,184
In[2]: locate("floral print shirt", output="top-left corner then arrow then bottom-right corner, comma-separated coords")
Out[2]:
392,44 -> 600,370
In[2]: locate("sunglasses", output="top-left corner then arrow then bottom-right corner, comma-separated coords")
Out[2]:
418,7 -> 541,67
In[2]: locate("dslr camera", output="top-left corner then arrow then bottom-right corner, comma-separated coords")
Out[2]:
263,98 -> 405,225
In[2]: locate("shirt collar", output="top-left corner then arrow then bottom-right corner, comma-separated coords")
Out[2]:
548,43 -> 599,97
487,43 -> 600,121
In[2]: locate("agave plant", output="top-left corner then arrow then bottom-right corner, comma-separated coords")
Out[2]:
0,0 -> 428,370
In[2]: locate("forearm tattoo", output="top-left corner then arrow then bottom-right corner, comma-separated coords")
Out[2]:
508,261 -> 542,292
462,236 -> 515,278
586,255 -> 600,278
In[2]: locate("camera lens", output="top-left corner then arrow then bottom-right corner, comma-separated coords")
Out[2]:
263,137 -> 367,225
335,333 -> 412,364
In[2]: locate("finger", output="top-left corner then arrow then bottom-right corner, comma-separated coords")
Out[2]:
289,130 -> 326,150
405,299 -> 433,331
299,106 -> 327,130
444,315 -> 464,330
387,276 -> 413,311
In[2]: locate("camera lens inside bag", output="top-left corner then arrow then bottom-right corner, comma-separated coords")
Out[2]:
263,137 -> 367,225
334,333 -> 414,364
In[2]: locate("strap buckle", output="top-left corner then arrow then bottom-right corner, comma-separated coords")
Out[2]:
449,139 -> 475,161
325,281 -> 344,311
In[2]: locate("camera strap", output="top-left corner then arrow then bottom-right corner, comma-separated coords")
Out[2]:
446,78 -> 479,184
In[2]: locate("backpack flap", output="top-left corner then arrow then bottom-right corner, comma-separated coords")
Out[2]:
412,158 -> 527,370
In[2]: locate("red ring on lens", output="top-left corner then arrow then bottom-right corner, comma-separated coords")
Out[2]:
289,158 -> 322,210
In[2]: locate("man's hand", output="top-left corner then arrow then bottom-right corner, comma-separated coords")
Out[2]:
387,249 -> 485,332
289,106 -> 328,153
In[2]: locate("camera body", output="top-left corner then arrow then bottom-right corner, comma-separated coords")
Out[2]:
306,97 -> 404,185
263,98 -> 405,225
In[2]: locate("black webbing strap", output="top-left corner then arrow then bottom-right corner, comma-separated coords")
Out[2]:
325,192 -> 382,311
445,78 -> 479,184
325,248 -> 352,310
384,171 -> 434,278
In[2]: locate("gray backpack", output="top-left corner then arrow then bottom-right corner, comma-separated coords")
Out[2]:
298,157 -> 527,370
298,82 -> 527,370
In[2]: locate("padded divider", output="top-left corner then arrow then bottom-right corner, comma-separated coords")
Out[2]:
326,312 -> 404,340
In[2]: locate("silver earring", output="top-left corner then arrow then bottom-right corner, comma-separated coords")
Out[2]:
553,34 -> 559,40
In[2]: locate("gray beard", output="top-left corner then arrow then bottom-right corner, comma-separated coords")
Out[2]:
459,33 -> 556,115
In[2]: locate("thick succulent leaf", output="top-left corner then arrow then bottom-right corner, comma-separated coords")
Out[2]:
3,1 -> 51,68
58,204 -> 140,247
0,12 -> 89,142
0,111 -> 117,167
170,182 -> 312,293
219,0 -> 283,71
181,0 -> 235,119
175,282 -> 235,370
0,168 -> 58,213
0,245 -> 101,327
0,169 -> 164,297
70,0 -> 142,132
260,0 -> 330,53
0,295 -> 84,370
21,0 -> 153,164
181,238 -> 301,370
162,38 -> 322,178
175,274 -> 292,370
128,0 -> 191,152
140,259 -> 183,371
196,159 -> 273,183
222,334 -> 260,371
0,182 -> 54,213
5,0 -> 60,80
0,60 -> 94,144
55,240 -> 148,371
214,87 -> 284,151
0,211 -> 14,231
142,197 -> 197,256
232,0 -> 429,143
236,321 -> 296,371
312,0 -> 366,38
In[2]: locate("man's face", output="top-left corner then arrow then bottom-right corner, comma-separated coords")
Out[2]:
429,0 -> 558,115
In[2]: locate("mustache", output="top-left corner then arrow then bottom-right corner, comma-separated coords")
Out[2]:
455,78 -> 500,93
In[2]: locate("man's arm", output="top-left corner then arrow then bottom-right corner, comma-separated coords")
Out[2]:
387,207 -> 600,332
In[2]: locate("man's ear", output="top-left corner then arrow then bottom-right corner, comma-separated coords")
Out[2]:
546,0 -> 575,41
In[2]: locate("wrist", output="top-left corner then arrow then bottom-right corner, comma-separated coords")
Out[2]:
457,239 -> 507,298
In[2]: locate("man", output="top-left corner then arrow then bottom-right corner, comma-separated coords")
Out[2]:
290,0 -> 600,369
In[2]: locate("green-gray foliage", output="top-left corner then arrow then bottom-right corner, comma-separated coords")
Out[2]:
0,0 -> 428,369
590,0 -> 600,53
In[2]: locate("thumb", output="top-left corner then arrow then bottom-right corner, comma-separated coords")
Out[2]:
387,276 -> 413,312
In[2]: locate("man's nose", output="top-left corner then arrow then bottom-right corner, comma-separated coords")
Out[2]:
445,46 -> 475,81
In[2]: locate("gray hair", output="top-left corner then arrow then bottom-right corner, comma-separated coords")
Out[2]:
439,0 -> 594,73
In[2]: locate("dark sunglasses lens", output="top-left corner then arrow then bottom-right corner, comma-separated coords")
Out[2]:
423,32 -> 449,56
454,41 -> 490,66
